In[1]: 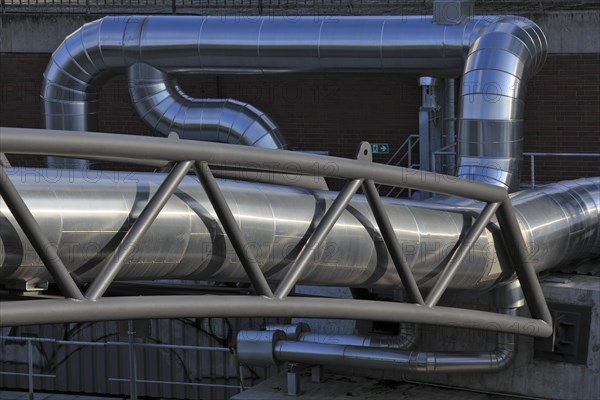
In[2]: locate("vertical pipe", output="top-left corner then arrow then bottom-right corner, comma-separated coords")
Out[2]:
27,340 -> 34,400
531,155 -> 536,188
444,78 -> 456,175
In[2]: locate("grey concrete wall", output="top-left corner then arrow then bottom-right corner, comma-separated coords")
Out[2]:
0,14 -> 92,53
1,11 -> 599,54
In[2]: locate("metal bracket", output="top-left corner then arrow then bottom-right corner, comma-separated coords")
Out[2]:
534,303 -> 592,365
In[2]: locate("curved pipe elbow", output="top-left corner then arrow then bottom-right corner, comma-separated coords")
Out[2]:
457,17 -> 547,192
127,63 -> 286,149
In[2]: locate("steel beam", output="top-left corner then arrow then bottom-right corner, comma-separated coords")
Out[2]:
85,160 -> 194,300
363,179 -> 424,305
274,178 -> 363,299
425,201 -> 501,307
0,128 -> 507,203
496,201 -> 553,325
195,161 -> 274,298
0,165 -> 84,300
0,295 -> 552,338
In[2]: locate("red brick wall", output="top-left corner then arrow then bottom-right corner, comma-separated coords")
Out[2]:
1,53 -> 598,183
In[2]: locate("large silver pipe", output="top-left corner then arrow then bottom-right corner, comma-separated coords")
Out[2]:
456,17 -> 547,191
127,63 -> 285,148
0,169 -> 598,289
42,15 -> 546,190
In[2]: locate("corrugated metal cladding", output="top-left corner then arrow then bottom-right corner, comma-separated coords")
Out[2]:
0,317 -> 287,399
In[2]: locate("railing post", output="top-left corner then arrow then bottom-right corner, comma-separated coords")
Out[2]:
128,320 -> 138,400
27,339 -> 34,400
530,155 -> 536,188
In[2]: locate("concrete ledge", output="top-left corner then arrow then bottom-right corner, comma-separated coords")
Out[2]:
231,371 -> 522,399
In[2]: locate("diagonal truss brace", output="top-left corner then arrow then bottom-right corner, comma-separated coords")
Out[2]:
0,128 -> 553,333
195,161 -> 274,298
0,165 -> 84,300
85,160 -> 194,300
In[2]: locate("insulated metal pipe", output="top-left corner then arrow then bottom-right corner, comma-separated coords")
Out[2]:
41,15 -> 546,190
127,63 -> 285,148
1,168 -> 598,290
239,295 -> 519,373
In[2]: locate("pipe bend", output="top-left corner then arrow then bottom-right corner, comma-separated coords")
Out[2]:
457,17 -> 547,192
127,63 -> 286,148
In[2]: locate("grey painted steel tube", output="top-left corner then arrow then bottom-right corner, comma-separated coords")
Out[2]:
1,128 -> 508,202
0,166 -> 84,300
363,179 -> 424,305
41,15 -> 546,190
496,202 -> 553,324
127,63 -> 285,149
0,295 -> 551,337
195,161 -> 274,298
425,201 -> 501,307
274,178 -> 363,299
85,160 -> 194,300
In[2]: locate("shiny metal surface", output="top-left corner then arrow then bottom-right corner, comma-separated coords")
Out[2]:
1,169 -> 598,290
42,15 -> 546,189
457,17 -> 547,191
239,293 -> 519,373
127,64 -> 285,148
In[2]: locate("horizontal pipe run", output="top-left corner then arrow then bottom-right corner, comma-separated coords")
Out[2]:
0,127 -> 508,203
0,295 -> 553,338
241,307 -> 518,373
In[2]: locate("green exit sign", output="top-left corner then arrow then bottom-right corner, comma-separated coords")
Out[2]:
371,143 -> 389,154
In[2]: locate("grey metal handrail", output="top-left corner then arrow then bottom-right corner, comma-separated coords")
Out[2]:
0,332 -> 244,400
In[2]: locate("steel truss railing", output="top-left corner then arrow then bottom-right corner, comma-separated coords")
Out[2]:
0,127 -> 552,337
